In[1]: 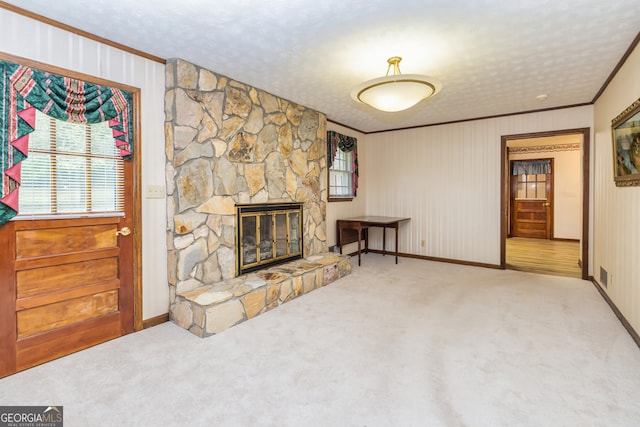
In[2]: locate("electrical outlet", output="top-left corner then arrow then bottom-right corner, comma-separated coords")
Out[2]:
421,240 -> 426,248
146,185 -> 165,199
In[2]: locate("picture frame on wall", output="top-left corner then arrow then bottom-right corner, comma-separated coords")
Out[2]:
612,97 -> 640,187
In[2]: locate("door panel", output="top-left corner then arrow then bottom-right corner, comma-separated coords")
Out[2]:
16,280 -> 120,311
0,216 -> 133,377
17,258 -> 118,299
512,200 -> 549,238
17,290 -> 119,338
16,314 -> 121,372
15,222 -> 117,257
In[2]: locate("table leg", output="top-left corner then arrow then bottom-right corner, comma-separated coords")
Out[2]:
382,227 -> 386,256
395,224 -> 399,264
364,228 -> 369,254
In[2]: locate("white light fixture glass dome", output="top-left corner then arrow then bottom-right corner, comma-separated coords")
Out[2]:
351,56 -> 442,112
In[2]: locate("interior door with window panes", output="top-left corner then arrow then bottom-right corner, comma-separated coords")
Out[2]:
510,160 -> 553,239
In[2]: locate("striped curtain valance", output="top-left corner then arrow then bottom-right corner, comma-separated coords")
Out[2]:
511,159 -> 551,176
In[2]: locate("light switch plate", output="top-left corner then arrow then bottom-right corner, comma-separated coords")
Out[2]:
146,185 -> 165,199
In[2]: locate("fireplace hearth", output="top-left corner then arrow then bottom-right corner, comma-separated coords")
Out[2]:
236,202 -> 303,275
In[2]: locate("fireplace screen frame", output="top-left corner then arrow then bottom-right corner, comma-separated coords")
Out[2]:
236,202 -> 303,275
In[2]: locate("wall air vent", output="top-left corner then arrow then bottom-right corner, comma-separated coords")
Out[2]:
599,266 -> 608,288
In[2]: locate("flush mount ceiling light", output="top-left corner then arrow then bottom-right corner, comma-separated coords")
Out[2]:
351,56 -> 442,112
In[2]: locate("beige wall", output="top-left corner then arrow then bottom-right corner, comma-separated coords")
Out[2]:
593,42 -> 640,333
0,8 -> 169,320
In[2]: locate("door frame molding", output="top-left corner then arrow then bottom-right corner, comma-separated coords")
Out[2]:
131,88 -> 143,332
500,128 -> 590,280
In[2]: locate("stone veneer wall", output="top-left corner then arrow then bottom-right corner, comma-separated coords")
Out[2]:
165,58 -> 328,308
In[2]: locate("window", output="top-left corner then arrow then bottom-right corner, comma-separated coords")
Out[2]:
516,173 -> 547,199
327,130 -> 358,201
329,148 -> 354,199
511,159 -> 551,201
18,109 -> 124,217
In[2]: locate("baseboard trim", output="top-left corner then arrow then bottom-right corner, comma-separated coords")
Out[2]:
345,249 -> 501,270
591,278 -> 640,349
143,313 -> 169,329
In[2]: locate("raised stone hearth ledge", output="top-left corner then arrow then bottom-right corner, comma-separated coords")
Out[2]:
170,253 -> 351,337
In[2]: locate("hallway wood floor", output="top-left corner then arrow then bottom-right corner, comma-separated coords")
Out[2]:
506,237 -> 582,279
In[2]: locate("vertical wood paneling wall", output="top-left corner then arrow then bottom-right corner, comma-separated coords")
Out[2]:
0,8 -> 168,320
363,107 -> 593,265
593,43 -> 640,333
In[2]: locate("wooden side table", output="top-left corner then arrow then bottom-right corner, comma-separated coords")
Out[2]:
337,216 -> 410,264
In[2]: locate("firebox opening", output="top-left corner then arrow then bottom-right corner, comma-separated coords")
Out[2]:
236,202 -> 303,275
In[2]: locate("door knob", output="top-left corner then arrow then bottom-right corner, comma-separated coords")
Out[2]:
116,226 -> 131,236
543,203 -> 550,207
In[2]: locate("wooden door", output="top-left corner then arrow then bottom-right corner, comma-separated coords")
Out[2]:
510,160 -> 553,239
511,199 -> 550,238
0,173 -> 134,378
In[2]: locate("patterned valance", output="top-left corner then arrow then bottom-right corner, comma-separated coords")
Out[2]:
327,130 -> 358,196
511,159 -> 551,176
0,59 -> 134,225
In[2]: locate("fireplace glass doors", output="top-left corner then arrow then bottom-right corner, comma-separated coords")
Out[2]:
236,203 -> 303,275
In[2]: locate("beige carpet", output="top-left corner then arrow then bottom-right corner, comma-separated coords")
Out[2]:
1,254 -> 639,426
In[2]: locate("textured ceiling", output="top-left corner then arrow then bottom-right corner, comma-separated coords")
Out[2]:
5,0 -> 639,133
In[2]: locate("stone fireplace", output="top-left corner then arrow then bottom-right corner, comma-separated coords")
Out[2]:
165,59 -> 347,337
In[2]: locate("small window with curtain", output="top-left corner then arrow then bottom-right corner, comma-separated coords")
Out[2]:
18,109 -> 124,217
330,149 -> 353,198
327,130 -> 358,201
0,59 -> 133,225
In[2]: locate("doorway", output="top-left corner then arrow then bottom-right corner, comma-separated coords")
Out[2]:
500,128 -> 590,280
